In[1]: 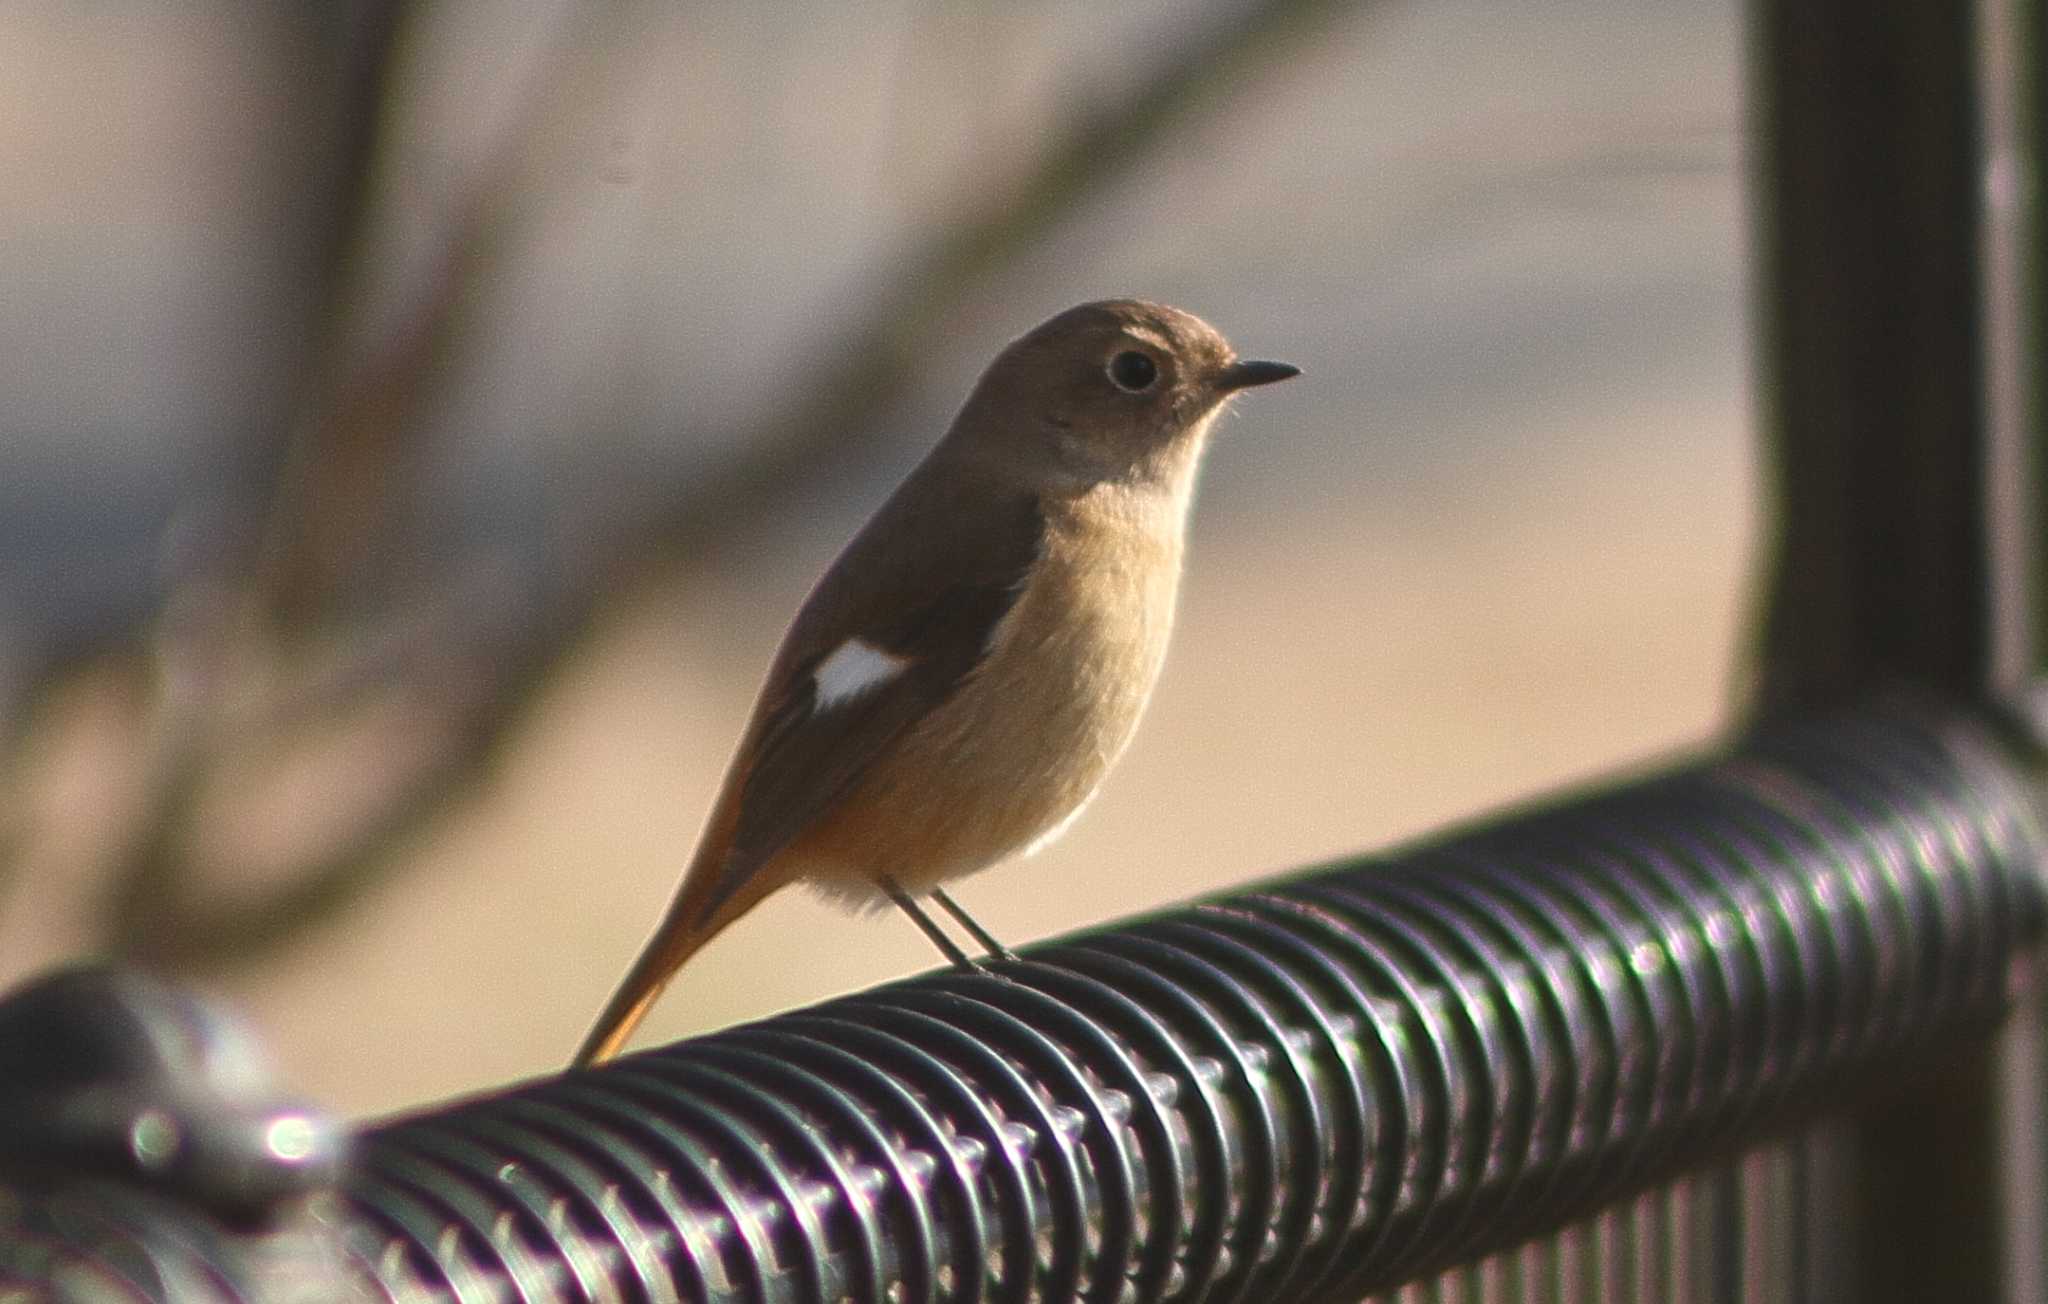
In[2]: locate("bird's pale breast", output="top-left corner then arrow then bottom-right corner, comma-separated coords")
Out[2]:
792,480 -> 1186,898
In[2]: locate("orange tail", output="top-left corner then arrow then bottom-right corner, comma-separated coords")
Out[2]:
570,936 -> 698,1068
570,893 -> 749,1067
570,831 -> 791,1068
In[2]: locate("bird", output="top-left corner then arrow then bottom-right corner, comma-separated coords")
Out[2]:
572,298 -> 1297,1067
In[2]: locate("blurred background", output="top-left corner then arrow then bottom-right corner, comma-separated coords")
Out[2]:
0,0 -> 1755,1117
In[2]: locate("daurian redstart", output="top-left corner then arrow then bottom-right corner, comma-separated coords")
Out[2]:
573,299 -> 1296,1066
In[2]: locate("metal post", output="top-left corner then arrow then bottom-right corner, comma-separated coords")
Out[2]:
1751,1 -> 2044,1300
1752,4 -> 1990,707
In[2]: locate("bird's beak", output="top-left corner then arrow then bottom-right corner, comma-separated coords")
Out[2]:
1215,359 -> 1301,392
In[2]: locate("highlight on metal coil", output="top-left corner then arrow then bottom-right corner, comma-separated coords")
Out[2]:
335,705 -> 2044,1302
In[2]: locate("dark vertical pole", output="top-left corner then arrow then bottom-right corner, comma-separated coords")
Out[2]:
1751,2 -> 2042,1301
2017,0 -> 2048,699
1751,4 -> 1988,708
1979,0 -> 2048,715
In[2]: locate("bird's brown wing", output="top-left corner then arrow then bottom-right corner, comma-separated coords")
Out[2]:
569,476 -> 1043,1068
703,484 -> 1046,912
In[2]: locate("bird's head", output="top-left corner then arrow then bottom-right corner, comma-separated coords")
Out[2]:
952,299 -> 1297,490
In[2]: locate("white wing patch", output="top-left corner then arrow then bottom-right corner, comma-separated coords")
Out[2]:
812,638 -> 911,709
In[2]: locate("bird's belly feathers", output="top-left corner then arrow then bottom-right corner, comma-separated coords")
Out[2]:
795,500 -> 1182,896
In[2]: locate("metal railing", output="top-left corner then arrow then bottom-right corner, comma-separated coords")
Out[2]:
2,701 -> 2041,1300
337,703 -> 2041,1302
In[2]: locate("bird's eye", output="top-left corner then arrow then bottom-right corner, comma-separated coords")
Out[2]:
1106,350 -> 1158,393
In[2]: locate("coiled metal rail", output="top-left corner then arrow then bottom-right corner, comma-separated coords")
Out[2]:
313,703 -> 2038,1302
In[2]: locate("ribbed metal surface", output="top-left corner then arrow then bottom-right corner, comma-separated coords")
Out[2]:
338,705 -> 2044,1302
1369,1125 -> 1863,1303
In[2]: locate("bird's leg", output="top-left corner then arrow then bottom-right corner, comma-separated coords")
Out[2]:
881,877 -> 981,970
931,886 -> 1019,962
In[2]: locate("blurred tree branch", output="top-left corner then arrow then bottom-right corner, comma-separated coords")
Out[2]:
47,0 -> 1364,970
95,0 -> 617,961
64,0 -> 419,956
